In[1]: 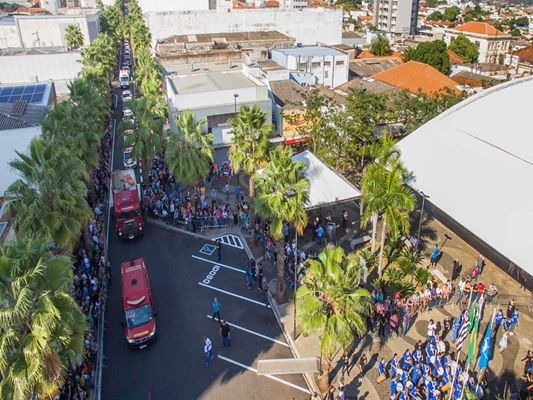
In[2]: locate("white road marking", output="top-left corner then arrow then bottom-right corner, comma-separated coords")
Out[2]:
217,355 -> 310,395
198,282 -> 270,308
192,255 -> 244,274
206,315 -> 288,347
212,234 -> 244,249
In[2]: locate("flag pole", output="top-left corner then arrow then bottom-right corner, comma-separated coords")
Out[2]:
459,362 -> 471,400
447,348 -> 461,400
475,308 -> 496,396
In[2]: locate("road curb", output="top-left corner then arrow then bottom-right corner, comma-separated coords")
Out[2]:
268,291 -> 321,397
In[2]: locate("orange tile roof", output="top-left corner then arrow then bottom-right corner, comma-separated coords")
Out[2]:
356,50 -> 403,61
453,22 -> 503,35
265,0 -> 279,7
372,60 -> 461,95
358,15 -> 373,21
233,1 -> 255,9
447,49 -> 464,64
514,44 -> 533,63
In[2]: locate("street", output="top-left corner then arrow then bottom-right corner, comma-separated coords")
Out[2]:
101,40 -> 309,400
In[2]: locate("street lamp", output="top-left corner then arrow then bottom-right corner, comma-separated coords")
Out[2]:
412,191 -> 429,283
233,93 -> 239,114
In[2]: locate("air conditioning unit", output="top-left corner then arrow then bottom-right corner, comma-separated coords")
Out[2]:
182,48 -> 187,54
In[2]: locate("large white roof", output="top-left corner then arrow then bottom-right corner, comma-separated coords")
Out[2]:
398,76 -> 533,273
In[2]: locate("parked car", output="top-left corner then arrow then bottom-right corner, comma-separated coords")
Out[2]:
122,90 -> 132,102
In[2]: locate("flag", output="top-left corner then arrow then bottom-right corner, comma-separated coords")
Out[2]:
466,309 -> 480,364
457,301 -> 477,352
478,316 -> 493,370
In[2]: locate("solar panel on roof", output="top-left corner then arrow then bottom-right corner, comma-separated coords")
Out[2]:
12,86 -> 24,95
0,83 -> 48,105
34,85 -> 46,94
0,87 -> 14,96
23,86 -> 33,94
0,96 -> 9,103
21,94 -> 32,102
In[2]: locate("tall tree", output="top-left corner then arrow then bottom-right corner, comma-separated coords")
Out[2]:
80,33 -> 116,81
297,246 -> 372,390
166,110 -> 214,186
448,34 -> 480,63
64,24 -> 84,49
121,97 -> 165,187
228,104 -> 273,239
0,240 -> 87,399
6,138 -> 92,251
369,33 -> 392,57
253,146 -> 309,304
361,160 -> 415,277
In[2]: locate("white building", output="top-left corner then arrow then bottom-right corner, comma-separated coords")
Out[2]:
0,10 -> 101,49
444,22 -> 511,64
373,0 -> 419,34
144,7 -> 342,46
271,46 -> 349,88
165,63 -> 272,147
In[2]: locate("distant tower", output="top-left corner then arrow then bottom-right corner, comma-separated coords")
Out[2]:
372,0 -> 419,35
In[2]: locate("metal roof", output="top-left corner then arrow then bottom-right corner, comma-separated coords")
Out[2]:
273,46 -> 346,57
0,103 -> 49,131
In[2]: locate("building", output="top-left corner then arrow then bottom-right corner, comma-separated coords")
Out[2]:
0,9 -> 101,49
156,31 -> 295,65
444,22 -> 511,64
0,82 -> 54,196
372,60 -> 461,95
164,62 -> 271,147
271,46 -> 349,88
144,7 -> 343,46
513,44 -> 533,74
397,76 -> 533,281
0,49 -> 83,95
372,0 -> 419,35
348,58 -> 401,78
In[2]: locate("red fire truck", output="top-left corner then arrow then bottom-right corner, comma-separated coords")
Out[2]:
111,170 -> 144,239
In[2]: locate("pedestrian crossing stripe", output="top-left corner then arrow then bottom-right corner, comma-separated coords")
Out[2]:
212,235 -> 243,250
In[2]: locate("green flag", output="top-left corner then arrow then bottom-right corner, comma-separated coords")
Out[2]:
466,301 -> 480,364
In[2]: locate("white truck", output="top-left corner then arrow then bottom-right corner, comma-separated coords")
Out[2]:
119,70 -> 130,89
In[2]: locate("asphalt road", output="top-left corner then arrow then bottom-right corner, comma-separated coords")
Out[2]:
101,41 -> 309,400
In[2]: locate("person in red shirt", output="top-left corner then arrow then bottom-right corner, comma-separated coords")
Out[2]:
477,282 -> 486,303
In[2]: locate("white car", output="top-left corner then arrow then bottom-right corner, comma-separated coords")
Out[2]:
121,90 -> 132,102
123,107 -> 133,118
123,146 -> 137,169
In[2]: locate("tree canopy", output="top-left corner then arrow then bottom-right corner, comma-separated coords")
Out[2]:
448,34 -> 480,63
402,40 -> 450,74
369,33 -> 392,57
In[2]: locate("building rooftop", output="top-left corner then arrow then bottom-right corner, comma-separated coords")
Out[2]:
349,58 -> 401,77
450,21 -> 504,36
0,103 -> 49,131
274,46 -> 346,57
356,50 -> 403,61
515,44 -> 533,63
373,61 -> 461,95
158,31 -> 290,45
451,70 -> 501,88
0,82 -> 53,106
447,49 -> 465,64
0,47 -> 73,56
168,70 -> 259,95
257,60 -> 288,71
338,76 -> 396,96
269,80 -> 305,111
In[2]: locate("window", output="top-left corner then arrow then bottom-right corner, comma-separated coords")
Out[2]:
325,71 -> 329,78
324,61 -> 331,67
475,41 -> 480,49
299,63 -> 306,71
311,62 -> 321,68
336,60 -> 344,66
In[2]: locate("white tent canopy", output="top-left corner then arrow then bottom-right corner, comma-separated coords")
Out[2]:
397,76 -> 533,275
291,150 -> 361,209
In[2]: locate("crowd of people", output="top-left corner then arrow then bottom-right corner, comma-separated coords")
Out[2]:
56,110 -> 113,400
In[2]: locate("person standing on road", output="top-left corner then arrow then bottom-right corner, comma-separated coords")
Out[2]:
257,263 -> 264,291
235,185 -> 241,202
316,224 -> 324,245
212,297 -> 221,322
507,299 -> 515,319
211,189 -> 217,208
224,181 -> 230,202
204,336 -> 213,367
494,309 -> 504,334
342,209 -> 348,231
476,254 -> 485,275
219,320 -> 231,349
262,278 -> 269,304
250,258 -> 256,283
509,308 -> 519,335
215,239 -> 222,261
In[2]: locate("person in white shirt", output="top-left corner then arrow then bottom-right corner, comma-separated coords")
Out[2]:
204,336 -> 213,367
457,278 -> 466,303
427,319 -> 436,341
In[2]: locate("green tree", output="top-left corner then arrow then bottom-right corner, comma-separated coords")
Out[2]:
443,5 -> 460,21
0,240 -> 87,399
369,33 -> 392,56
121,97 -> 165,187
511,28 -> 522,37
253,146 -> 309,303
297,246 -> 372,390
64,24 -> 84,49
402,40 -> 450,74
166,110 -> 214,186
429,10 -> 443,21
448,34 -> 480,63
80,33 -> 116,81
392,88 -> 464,133
228,104 -> 273,240
6,138 -> 92,251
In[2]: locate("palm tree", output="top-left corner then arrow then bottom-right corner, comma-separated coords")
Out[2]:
361,162 -> 416,278
120,97 -> 164,187
80,33 -> 116,81
297,246 -> 372,391
253,146 -> 309,303
0,240 -> 87,399
369,33 -> 392,56
65,24 -> 84,49
5,137 -> 93,251
360,133 -> 403,252
130,19 -> 151,53
166,110 -> 214,186
228,104 -> 273,240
